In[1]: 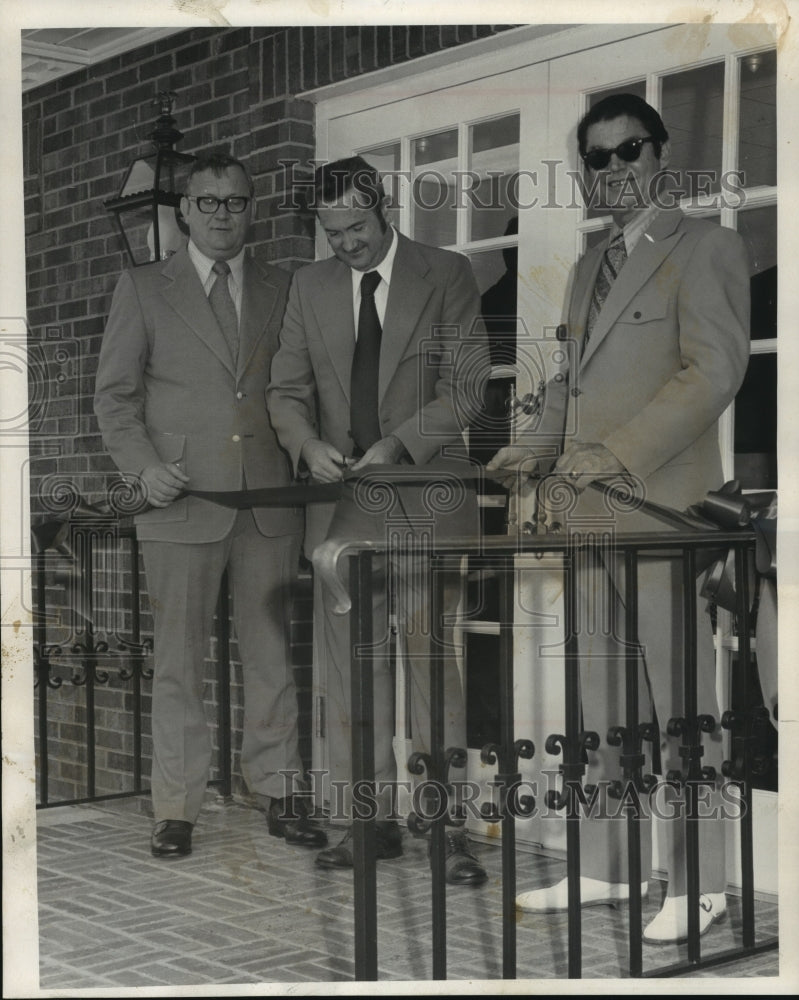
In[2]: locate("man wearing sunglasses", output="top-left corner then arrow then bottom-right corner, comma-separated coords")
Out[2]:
95,150 -> 326,859
489,93 -> 750,943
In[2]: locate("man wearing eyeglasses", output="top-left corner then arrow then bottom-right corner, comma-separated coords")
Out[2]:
488,94 -> 750,943
95,150 -> 326,859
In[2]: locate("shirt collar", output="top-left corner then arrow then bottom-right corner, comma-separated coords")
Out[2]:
611,203 -> 661,256
188,240 -> 246,289
350,225 -> 398,294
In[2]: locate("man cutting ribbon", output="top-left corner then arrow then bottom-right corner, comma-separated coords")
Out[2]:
267,156 -> 492,884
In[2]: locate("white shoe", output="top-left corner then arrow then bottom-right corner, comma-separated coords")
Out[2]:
643,892 -> 727,944
516,876 -> 649,913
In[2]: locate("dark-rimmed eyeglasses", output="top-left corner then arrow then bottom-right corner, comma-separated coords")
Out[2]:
581,137 -> 658,171
185,195 -> 251,214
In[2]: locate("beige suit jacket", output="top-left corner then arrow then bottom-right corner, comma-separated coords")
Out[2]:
94,246 -> 300,542
538,208 -> 750,513
267,232 -> 491,554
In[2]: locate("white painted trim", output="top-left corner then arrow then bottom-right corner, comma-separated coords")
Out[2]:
21,41 -> 91,66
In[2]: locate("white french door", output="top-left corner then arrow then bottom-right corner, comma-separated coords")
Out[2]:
310,21 -> 778,893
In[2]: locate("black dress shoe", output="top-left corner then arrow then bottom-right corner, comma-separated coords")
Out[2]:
266,796 -> 328,848
435,830 -> 487,886
315,821 -> 403,869
151,820 -> 193,858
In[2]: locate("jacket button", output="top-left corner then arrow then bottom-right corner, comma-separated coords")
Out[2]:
633,310 -> 642,319
571,387 -> 581,397
237,391 -> 244,399
232,434 -> 241,442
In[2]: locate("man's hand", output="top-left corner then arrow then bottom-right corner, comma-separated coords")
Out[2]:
140,462 -> 190,507
553,442 -> 625,490
301,439 -> 351,482
486,446 -> 539,493
350,435 -> 407,471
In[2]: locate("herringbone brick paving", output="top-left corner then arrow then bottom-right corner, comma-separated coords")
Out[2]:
35,797 -> 779,989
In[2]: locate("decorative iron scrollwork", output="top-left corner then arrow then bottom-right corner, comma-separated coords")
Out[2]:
721,706 -> 773,779
607,721 -> 658,798
544,730 -> 600,812
665,714 -> 718,784
479,737 -> 535,821
406,745 -> 469,834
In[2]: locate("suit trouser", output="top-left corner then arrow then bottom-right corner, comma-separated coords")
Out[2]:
319,554 -> 467,820
575,548 -> 726,894
141,511 -> 303,823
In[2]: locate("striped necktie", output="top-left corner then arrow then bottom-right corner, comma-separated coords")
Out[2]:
583,232 -> 627,356
209,259 -> 239,364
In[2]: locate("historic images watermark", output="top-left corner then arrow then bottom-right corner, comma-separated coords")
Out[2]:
278,159 -> 750,214
273,769 -> 746,824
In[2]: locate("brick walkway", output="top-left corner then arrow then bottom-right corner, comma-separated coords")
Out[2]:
35,796 -> 779,989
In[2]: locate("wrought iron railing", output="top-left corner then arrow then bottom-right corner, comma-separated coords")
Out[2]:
313,485 -> 779,980
31,516 -> 233,808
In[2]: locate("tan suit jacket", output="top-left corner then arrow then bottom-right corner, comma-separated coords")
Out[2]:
267,231 -> 491,554
541,209 -> 750,511
94,246 -> 301,541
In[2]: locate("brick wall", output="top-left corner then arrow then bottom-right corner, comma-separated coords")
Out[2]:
24,24 -> 516,806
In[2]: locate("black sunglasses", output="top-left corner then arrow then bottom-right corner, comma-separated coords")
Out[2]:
581,137 -> 658,171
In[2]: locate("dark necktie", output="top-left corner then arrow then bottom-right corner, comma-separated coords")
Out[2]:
350,270 -> 383,453
209,259 -> 239,364
583,232 -> 627,356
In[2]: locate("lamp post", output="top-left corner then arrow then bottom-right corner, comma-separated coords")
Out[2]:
104,92 -> 196,267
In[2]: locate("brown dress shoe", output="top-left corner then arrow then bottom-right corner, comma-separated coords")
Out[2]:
151,820 -> 193,858
266,796 -> 328,848
315,821 -> 403,868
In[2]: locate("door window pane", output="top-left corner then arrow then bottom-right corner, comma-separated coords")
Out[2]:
468,245 -> 517,480
412,128 -> 458,246
738,49 -> 777,188
471,237 -> 518,365
468,113 -> 520,241
359,141 -> 401,229
584,226 -> 611,251
734,352 -> 776,490
661,61 -> 725,196
588,80 -> 647,107
739,204 -> 777,341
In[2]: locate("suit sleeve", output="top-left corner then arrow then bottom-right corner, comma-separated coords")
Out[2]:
511,261 -> 578,470
603,226 -> 750,480
392,252 -> 491,466
93,270 -> 162,476
266,270 -> 321,472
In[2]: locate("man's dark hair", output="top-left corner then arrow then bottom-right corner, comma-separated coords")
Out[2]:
187,150 -> 255,198
577,93 -> 669,159
313,155 -> 386,212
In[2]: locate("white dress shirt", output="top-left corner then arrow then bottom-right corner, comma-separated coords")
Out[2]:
188,240 -> 246,321
349,226 -> 399,335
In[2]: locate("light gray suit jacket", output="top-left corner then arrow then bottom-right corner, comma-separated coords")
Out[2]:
94,245 -> 301,542
266,232 -> 491,554
538,209 -> 750,513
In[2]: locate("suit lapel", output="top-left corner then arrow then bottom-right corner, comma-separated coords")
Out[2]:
580,209 -> 685,368
571,245 -> 603,354
237,257 -> 281,377
309,234 -> 434,405
311,259 -> 357,400
379,234 -> 433,403
162,249 -> 237,377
